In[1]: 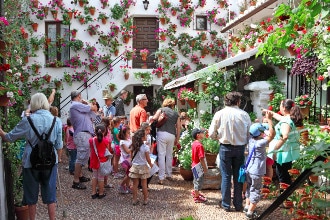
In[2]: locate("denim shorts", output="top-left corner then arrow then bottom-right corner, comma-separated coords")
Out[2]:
193,174 -> 204,191
74,132 -> 92,166
22,164 -> 57,205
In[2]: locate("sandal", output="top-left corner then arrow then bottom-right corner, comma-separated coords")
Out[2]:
132,200 -> 140,206
72,182 -> 87,190
104,184 -> 114,188
79,176 -> 91,182
98,193 -> 106,199
91,193 -> 99,199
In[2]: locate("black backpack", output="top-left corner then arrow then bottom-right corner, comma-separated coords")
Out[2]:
27,116 -> 56,170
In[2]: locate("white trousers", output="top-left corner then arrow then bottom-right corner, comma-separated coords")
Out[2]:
157,131 -> 175,180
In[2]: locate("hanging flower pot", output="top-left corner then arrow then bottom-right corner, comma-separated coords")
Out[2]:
201,32 -> 207,41
67,11 -> 73,20
159,17 -> 166,25
89,64 -> 96,72
109,85 -> 115,91
101,18 -> 107,24
32,0 -> 39,8
51,10 -> 58,19
89,7 -> 96,15
300,106 -> 310,117
123,35 -> 130,44
22,32 -> 28,39
24,56 -> 29,64
160,34 -> 166,42
219,1 -> 225,8
250,1 -> 256,6
124,72 -> 129,80
43,6 -> 49,16
79,17 -> 85,24
45,38 -> 51,45
114,50 -> 119,56
71,30 -> 77,38
187,100 -> 197,108
287,46 -> 296,56
180,99 -> 186,105
171,10 -> 177,16
79,0 -> 84,7
141,54 -> 147,61
201,82 -> 208,92
31,23 -> 38,32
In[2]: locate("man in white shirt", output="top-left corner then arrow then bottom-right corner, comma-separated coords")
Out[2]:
208,91 -> 251,212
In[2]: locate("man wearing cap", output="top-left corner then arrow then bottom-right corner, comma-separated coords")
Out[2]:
129,94 -> 148,133
102,93 -> 116,119
114,89 -> 128,117
70,90 -> 97,190
208,91 -> 251,212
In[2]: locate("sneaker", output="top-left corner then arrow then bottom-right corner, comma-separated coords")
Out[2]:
126,187 -> 132,194
79,176 -> 90,182
118,186 -> 129,194
243,207 -> 249,213
72,182 -> 87,190
114,173 -> 125,179
194,195 -> 207,203
104,184 -> 114,189
246,211 -> 259,220
65,166 -> 69,170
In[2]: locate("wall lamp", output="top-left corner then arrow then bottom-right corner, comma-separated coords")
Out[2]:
142,0 -> 149,10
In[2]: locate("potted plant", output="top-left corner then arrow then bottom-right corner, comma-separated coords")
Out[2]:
134,71 -> 153,87
87,24 -> 100,36
123,47 -> 136,61
178,126 -> 194,180
110,3 -> 124,20
30,63 -> 41,73
268,93 -> 285,113
295,94 -> 313,116
201,138 -> 219,167
123,90 -> 133,105
98,13 -> 109,24
108,83 -> 117,91
140,48 -> 149,61
68,38 -> 83,52
290,56 -> 319,77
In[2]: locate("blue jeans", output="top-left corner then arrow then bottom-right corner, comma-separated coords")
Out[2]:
219,144 -> 245,210
68,149 -> 77,173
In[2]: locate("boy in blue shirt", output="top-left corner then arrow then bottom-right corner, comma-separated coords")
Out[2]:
244,111 -> 274,219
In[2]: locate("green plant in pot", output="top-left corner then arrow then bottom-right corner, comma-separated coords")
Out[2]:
201,137 -> 219,167
111,3 -> 125,20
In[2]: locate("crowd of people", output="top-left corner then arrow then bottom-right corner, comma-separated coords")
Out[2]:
0,89 -> 305,219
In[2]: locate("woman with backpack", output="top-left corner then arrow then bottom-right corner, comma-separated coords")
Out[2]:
0,93 -> 63,220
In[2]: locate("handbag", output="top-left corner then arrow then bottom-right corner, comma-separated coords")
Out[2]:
156,109 -> 168,128
238,144 -> 256,183
93,138 -> 113,176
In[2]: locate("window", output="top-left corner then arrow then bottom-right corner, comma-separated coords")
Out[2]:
45,22 -> 70,67
196,16 -> 207,30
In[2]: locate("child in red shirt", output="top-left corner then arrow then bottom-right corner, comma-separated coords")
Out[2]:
191,128 -> 208,203
89,124 -> 111,199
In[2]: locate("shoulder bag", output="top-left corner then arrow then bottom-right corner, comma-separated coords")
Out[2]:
238,144 -> 256,183
93,138 -> 112,176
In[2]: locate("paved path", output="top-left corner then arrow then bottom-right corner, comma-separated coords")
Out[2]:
36,157 -> 286,220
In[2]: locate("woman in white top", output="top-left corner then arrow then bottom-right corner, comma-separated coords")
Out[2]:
118,125 -> 132,194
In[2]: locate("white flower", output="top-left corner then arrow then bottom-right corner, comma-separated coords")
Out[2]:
214,96 -> 219,101
14,72 -> 21,77
6,69 -> 12,73
200,110 -> 205,114
207,77 -> 211,81
215,82 -> 219,87
322,83 -> 328,91
6,91 -> 14,98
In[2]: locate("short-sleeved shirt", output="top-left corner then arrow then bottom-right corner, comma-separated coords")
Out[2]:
119,139 -> 132,163
70,101 -> 96,136
5,109 -> 63,168
192,140 -> 205,167
115,97 -> 125,116
247,138 -> 268,176
132,144 -> 150,166
129,105 -> 147,133
89,137 -> 109,169
157,107 -> 179,136
66,126 -> 76,150
102,105 -> 116,118
112,127 -> 120,144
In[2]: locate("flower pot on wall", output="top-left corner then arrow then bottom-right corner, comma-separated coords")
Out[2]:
89,8 -> 95,15
180,99 -> 186,105
31,23 -> 38,32
78,0 -> 84,7
124,73 -> 129,80
159,17 -> 166,25
101,18 -> 107,24
187,100 -> 197,108
67,11 -> 73,20
51,10 -> 58,19
205,153 -> 217,167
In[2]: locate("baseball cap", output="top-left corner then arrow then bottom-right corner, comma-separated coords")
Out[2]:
249,123 -> 266,137
192,128 -> 205,139
71,90 -> 81,100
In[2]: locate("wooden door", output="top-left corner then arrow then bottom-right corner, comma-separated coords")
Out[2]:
133,17 -> 158,69
133,86 -> 156,114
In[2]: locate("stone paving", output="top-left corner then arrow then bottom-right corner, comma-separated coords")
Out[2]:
36,156 -> 287,220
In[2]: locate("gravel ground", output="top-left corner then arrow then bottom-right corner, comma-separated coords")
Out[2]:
36,156 -> 289,220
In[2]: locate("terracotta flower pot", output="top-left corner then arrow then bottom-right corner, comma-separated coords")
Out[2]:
31,23 -> 38,32
300,106 -> 310,117
171,10 -> 177,16
205,152 -> 217,167
67,11 -> 73,20
79,18 -> 85,24
179,167 -> 193,181
219,1 -> 225,8
89,8 -> 95,15
15,205 -> 29,220
141,54 -> 147,61
159,17 -> 166,25
124,73 -> 129,80
123,35 -> 130,44
79,0 -> 84,7
187,100 -> 197,108
180,99 -> 186,105
71,30 -> 77,38
101,18 -> 107,24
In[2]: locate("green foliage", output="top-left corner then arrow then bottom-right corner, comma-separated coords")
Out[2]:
268,93 -> 285,112
199,111 -> 213,129
201,138 -> 219,154
134,72 -> 153,87
111,3 -> 125,20
249,112 -> 257,122
69,39 -> 84,52
267,75 -> 285,94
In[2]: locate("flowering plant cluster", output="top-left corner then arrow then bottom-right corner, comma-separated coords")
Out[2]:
0,63 -> 10,71
180,62 -> 191,73
88,57 -> 100,69
206,8 -> 218,23
123,47 -> 136,61
99,54 -> 112,66
120,0 -> 136,9
160,0 -> 171,8
0,17 -> 9,26
216,18 -> 226,26
152,66 -> 166,76
140,48 -> 149,56
100,0 -> 109,8
295,94 -> 313,108
190,54 -> 200,64
65,55 -> 82,68
73,70 -> 89,82
87,24 -> 100,35
84,44 -> 97,57
35,9 -> 46,20
177,87 -> 193,100
177,13 -> 192,27
120,64 -> 131,74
